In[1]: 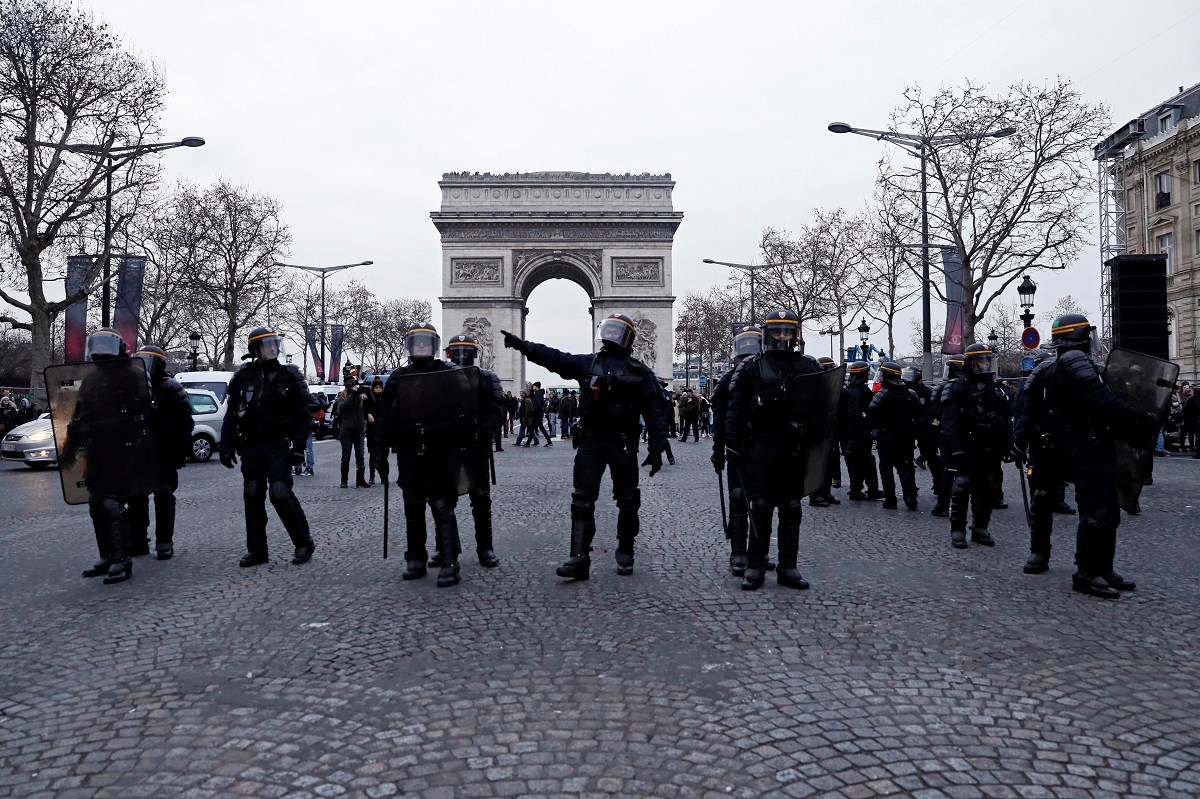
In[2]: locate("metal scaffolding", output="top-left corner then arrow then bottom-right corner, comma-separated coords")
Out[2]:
1093,119 -> 1145,340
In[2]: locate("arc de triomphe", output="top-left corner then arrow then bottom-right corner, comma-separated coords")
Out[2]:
433,172 -> 683,390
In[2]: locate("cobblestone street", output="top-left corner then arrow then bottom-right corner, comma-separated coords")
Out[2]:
1,436 -> 1198,798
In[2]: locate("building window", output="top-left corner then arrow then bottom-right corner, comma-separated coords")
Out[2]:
1195,160 -> 1200,187
1156,232 -> 1174,275
1160,113 -> 1175,133
1156,172 -> 1172,209
1196,227 -> 1200,256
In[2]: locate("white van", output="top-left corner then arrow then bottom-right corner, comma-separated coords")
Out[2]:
175,370 -> 237,402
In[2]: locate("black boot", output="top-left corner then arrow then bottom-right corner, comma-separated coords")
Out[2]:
931,502 -> 948,517
432,500 -> 461,587
473,501 -> 499,567
741,566 -> 765,590
103,559 -> 132,584
729,553 -> 747,577
1073,572 -> 1119,599
355,468 -> 370,488
340,467 -> 349,488
155,490 -> 176,560
427,551 -> 445,568
239,551 -> 269,567
292,538 -> 315,565
615,551 -> 634,576
402,559 -> 426,580
1023,552 -> 1049,574
777,567 -> 809,590
951,529 -> 968,549
102,502 -> 132,585
83,520 -> 110,578
1102,571 -> 1136,591
557,502 -> 594,580
970,527 -> 995,546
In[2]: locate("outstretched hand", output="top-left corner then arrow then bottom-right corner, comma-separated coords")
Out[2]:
500,330 -> 527,352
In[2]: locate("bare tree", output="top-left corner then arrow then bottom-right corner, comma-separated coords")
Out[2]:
376,297 -> 431,369
811,208 -> 871,357
1039,294 -> 1089,329
756,227 -> 830,325
879,79 -> 1108,344
0,0 -> 166,386
862,191 -> 921,357
185,180 -> 290,368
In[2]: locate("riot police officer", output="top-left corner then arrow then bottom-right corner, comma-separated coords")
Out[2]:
906,366 -> 944,512
431,333 -> 505,569
726,309 -> 825,591
1013,314 -> 1154,598
376,323 -> 472,587
843,361 -> 884,502
127,345 -> 193,560
71,328 -> 145,584
711,325 -> 763,576
940,343 -> 1012,549
868,361 -> 921,510
809,356 -> 843,507
502,314 -> 667,580
930,354 -> 965,516
219,326 -> 316,567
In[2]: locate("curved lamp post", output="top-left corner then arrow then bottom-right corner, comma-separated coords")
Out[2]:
827,121 -> 1016,378
276,260 -> 373,383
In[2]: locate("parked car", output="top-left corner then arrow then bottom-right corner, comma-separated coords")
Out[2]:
311,385 -> 342,439
186,388 -> 225,462
1,413 -> 57,469
176,370 -> 237,402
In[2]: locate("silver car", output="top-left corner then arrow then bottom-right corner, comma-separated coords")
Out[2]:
1,413 -> 57,469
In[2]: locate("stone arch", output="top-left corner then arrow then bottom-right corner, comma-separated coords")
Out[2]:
514,252 -> 601,301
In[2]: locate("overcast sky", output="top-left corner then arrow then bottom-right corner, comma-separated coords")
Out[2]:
93,0 -> 1199,384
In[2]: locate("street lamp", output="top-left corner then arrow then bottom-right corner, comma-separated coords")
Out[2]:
14,135 -> 205,327
276,260 -> 373,383
188,331 -> 201,372
1017,274 -> 1038,329
819,325 -> 837,359
702,258 -> 803,324
827,121 -> 1016,378
988,329 -> 999,349
675,320 -> 692,388
857,318 -> 871,360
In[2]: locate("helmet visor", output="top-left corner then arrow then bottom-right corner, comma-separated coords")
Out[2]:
900,367 -> 917,383
762,322 -> 798,352
597,318 -> 635,350
732,329 -> 762,359
405,329 -> 440,359
251,333 -> 282,361
446,343 -> 476,366
85,331 -> 123,360
970,353 -> 997,376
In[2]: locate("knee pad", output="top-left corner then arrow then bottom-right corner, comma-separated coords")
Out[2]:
97,497 -> 123,518
781,497 -> 805,523
1084,504 -> 1118,530
750,498 -> 773,518
728,486 -> 746,504
615,489 -> 641,511
952,473 -> 971,493
429,497 -> 457,523
571,489 -> 598,512
267,480 -> 293,504
243,479 -> 264,503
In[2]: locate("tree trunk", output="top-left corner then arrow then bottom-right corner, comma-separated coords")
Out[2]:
223,315 -> 238,369
20,247 -> 54,402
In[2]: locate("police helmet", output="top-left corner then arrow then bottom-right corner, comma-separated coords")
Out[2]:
900,366 -> 918,385
85,327 -> 127,361
847,360 -> 870,385
1049,313 -> 1094,352
247,326 -> 283,362
879,360 -> 904,388
963,342 -> 997,377
946,354 -> 965,379
762,309 -> 802,353
134,344 -> 169,382
817,356 -> 837,371
597,314 -> 636,352
445,333 -> 479,367
404,322 -> 440,361
731,325 -> 762,360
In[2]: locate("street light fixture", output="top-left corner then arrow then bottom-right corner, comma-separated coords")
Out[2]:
857,318 -> 871,359
988,329 -> 999,349
827,121 -> 1016,378
819,326 -> 837,359
1017,274 -> 1038,329
702,258 -> 802,324
14,135 -> 206,327
276,260 -> 373,383
188,331 -> 201,372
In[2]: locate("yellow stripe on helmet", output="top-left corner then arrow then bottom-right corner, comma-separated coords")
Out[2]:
133,349 -> 167,360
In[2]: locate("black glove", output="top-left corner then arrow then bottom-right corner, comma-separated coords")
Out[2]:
220,452 -> 237,469
290,447 -> 305,467
710,447 -> 725,474
725,446 -> 744,468
500,329 -> 527,353
641,449 -> 663,477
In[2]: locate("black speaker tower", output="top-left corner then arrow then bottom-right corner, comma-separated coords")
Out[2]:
1107,254 -> 1168,360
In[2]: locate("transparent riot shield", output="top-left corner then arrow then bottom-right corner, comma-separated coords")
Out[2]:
1103,348 -> 1180,513
44,360 -> 159,506
388,365 -> 482,497
782,364 -> 847,497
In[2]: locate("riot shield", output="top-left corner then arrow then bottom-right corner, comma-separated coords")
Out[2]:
44,360 -> 160,506
388,366 -> 482,497
781,364 -> 846,497
1103,348 -> 1180,513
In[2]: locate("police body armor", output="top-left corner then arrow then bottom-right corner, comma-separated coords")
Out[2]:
578,355 -> 646,437
387,364 -> 484,497
228,362 -> 307,446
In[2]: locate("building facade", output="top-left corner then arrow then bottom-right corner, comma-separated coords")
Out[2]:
1098,83 -> 1200,381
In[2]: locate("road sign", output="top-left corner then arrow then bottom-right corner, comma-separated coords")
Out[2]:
699,374 -> 708,390
1021,356 -> 1036,373
1021,327 -> 1040,350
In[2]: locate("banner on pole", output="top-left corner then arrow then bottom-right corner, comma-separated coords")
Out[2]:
329,324 -> 345,381
64,255 -> 92,363
940,248 -> 966,355
305,324 -> 324,382
112,256 -> 146,353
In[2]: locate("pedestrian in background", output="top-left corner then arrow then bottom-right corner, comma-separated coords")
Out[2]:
336,375 -> 372,488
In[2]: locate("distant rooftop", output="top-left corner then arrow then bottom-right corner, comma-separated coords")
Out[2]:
1095,81 -> 1200,159
440,171 -> 673,183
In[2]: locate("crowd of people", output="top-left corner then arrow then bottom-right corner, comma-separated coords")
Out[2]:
55,307 -> 1172,602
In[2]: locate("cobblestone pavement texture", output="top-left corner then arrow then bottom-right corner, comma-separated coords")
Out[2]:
1,435 -> 1199,798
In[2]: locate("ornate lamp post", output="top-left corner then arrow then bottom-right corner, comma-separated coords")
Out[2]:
857,318 -> 871,360
1017,274 -> 1038,329
819,326 -> 837,359
188,331 -> 201,372
702,258 -> 804,324
14,135 -> 205,327
827,121 -> 1016,378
